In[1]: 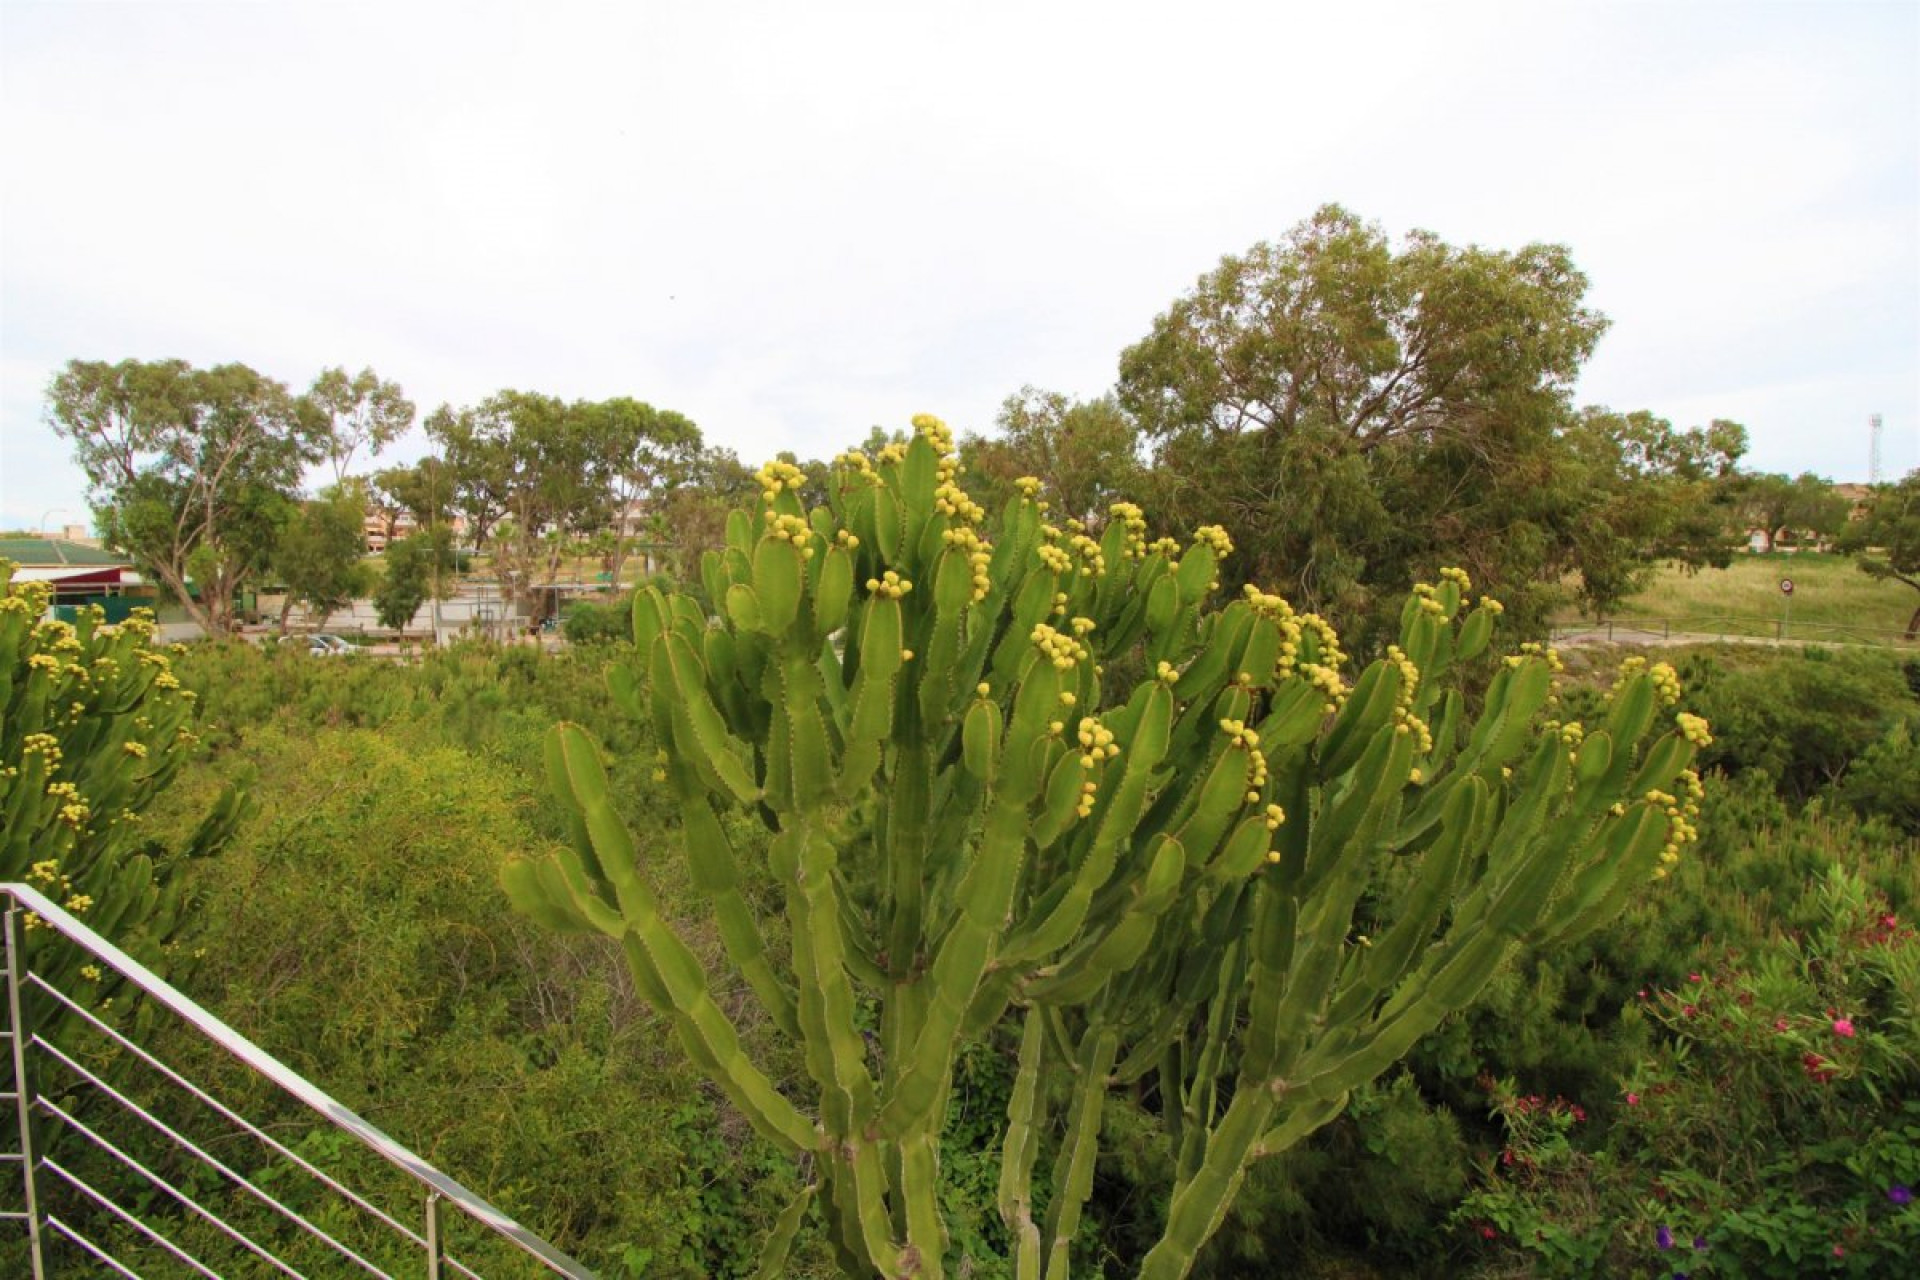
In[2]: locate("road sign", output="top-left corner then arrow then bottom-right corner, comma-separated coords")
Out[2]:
1780,578 -> 1794,596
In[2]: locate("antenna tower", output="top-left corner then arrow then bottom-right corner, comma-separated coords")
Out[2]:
1868,413 -> 1883,485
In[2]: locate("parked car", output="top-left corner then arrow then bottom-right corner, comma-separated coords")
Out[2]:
306,634 -> 354,656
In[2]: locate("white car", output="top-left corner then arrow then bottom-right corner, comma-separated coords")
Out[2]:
306,634 -> 354,656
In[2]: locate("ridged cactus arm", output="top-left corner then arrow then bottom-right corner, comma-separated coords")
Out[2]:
752,1183 -> 817,1280
1022,836 -> 1184,1006
616,924 -> 818,1153
998,1013 -> 1049,1280
1137,1085 -> 1275,1280
772,827 -> 878,1132
1175,941 -> 1248,1185
1040,1027 -> 1119,1280
675,790 -> 799,1038
1251,1090 -> 1349,1162
539,725 -> 817,1154
883,742 -> 934,980
1323,779 -> 1485,1027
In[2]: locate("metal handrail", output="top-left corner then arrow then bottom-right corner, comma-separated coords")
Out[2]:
1554,611 -> 1916,647
2,881 -> 595,1277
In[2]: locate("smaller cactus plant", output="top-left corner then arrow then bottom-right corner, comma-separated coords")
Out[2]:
1,566 -> 246,1073
505,419 -> 1707,1279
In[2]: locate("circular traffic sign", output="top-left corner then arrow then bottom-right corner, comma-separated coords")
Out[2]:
1780,578 -> 1795,596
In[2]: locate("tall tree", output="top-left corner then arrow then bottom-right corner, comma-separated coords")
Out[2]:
272,485 -> 372,633
961,388 -> 1142,521
370,458 -> 457,545
1117,205 -> 1609,634
1838,470 -> 1920,638
1555,408 -> 1747,607
307,367 -> 415,485
46,358 -> 322,635
1738,471 -> 1851,552
648,446 -> 759,588
428,391 -> 612,620
372,527 -> 454,633
580,397 -> 702,588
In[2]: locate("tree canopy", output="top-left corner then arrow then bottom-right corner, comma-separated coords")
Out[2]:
1838,470 -> 1920,638
272,485 -> 372,632
46,358 -> 323,634
960,388 -> 1142,523
427,390 -> 704,613
307,366 -> 414,485
1111,205 -> 1708,634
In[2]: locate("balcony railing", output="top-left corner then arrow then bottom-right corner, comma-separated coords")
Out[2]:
1,882 -> 594,1278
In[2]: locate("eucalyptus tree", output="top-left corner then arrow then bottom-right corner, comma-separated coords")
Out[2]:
1117,205 -> 1610,635
306,366 -> 415,485
46,358 -> 323,634
1839,470 -> 1920,638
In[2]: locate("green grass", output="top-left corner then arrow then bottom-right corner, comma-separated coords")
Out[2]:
1558,553 -> 1918,644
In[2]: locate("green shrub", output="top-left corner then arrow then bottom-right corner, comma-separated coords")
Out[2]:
562,594 -> 633,645
139,725 -> 815,1276
1457,867 -> 1920,1277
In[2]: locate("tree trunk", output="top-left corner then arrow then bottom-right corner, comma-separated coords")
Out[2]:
1906,599 -> 1919,642
153,563 -> 217,639
607,539 -> 629,595
277,594 -> 296,636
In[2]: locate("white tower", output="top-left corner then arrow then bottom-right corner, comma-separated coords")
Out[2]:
1869,413 -> 1883,485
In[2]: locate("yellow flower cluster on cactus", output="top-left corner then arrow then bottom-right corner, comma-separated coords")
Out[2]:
1068,532 -> 1106,578
1076,717 -> 1120,769
942,525 -> 994,601
1647,771 -> 1706,879
1031,621 -> 1090,671
1110,501 -> 1150,560
763,512 -> 815,557
1609,655 -> 1680,706
866,570 -> 914,600
1192,524 -> 1234,558
1220,718 -> 1270,801
1507,640 -> 1565,675
833,449 -> 878,481
1675,712 -> 1713,747
755,459 -> 808,501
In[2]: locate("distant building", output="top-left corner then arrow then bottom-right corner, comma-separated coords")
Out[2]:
0,537 -> 143,614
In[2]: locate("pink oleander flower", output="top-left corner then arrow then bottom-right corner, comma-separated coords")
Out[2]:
1833,1018 -> 1856,1038
1626,1092 -> 1640,1106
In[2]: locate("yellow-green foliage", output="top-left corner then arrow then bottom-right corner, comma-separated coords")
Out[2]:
0,564 -> 243,995
130,724 -> 817,1278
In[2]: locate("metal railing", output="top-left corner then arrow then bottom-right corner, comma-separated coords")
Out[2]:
1553,613 -> 1917,649
1,883 -> 594,1278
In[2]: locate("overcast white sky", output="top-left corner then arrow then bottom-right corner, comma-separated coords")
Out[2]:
2,0 -> 1916,532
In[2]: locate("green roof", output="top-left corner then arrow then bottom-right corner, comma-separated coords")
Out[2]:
0,538 -> 131,568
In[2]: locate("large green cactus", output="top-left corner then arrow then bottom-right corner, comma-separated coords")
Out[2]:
1,567 -> 247,1080
505,419 -> 1707,1279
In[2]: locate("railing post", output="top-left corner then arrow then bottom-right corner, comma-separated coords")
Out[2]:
4,904 -> 47,1279
426,1189 -> 444,1279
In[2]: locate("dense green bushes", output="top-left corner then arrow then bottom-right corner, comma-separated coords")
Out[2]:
142,641 -> 821,1276
90,634 -> 1911,1277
